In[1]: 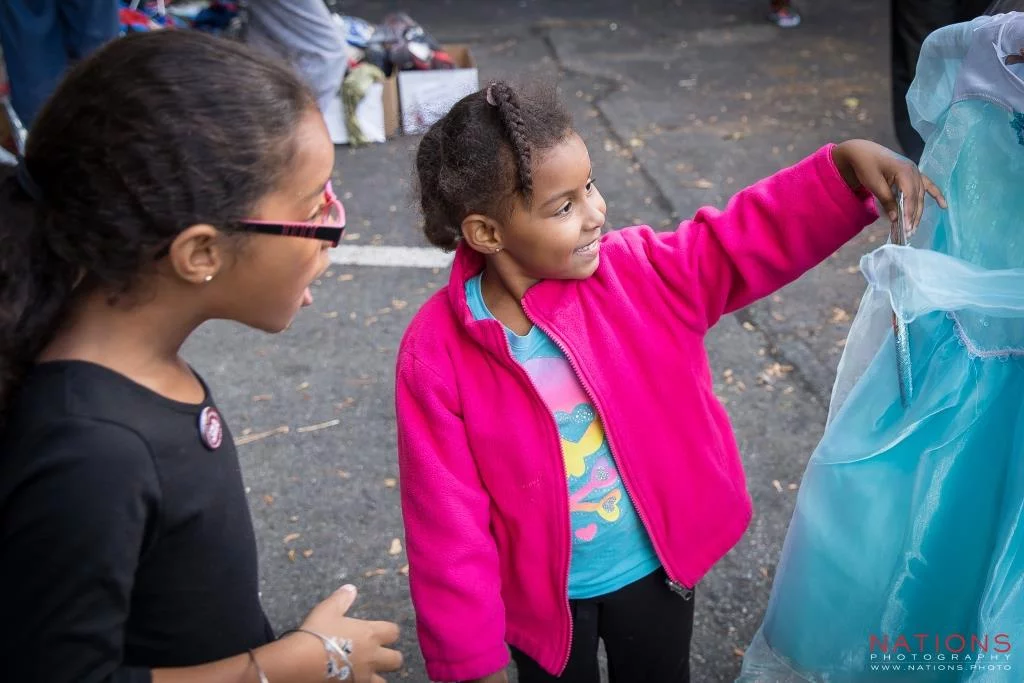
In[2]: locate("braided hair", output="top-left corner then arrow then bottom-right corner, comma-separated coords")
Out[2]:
415,81 -> 572,251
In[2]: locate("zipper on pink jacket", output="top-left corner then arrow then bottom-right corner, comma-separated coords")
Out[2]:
522,303 -> 696,601
486,323 -> 577,675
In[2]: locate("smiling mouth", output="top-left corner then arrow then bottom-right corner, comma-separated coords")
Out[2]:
574,239 -> 599,256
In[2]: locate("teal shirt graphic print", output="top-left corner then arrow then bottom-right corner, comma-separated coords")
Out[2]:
466,275 -> 660,599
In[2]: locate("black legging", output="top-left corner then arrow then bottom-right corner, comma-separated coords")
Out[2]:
891,0 -> 992,162
511,570 -> 695,683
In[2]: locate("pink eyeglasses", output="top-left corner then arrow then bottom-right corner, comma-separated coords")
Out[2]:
238,181 -> 346,247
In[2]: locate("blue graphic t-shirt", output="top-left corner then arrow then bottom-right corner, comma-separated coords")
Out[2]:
466,274 -> 661,599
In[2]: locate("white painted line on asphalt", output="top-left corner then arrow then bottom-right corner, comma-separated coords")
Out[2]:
328,245 -> 454,269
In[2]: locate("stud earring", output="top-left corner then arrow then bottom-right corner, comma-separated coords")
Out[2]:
204,274 -> 214,282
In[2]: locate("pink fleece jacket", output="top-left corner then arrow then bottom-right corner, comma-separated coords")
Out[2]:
395,145 -> 878,682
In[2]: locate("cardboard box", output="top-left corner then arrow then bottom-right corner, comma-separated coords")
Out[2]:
324,73 -> 399,145
398,44 -> 479,135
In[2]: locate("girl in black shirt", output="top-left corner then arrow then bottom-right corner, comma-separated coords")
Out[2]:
0,30 -> 401,683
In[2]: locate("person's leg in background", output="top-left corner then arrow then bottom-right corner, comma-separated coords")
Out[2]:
599,571 -> 696,683
890,0 -> 990,162
244,0 -> 347,116
59,0 -> 119,62
985,0 -> 1024,12
0,1 -> 69,127
0,0 -> 117,128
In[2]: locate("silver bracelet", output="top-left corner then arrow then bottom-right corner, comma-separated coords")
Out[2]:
247,648 -> 270,683
283,628 -> 354,681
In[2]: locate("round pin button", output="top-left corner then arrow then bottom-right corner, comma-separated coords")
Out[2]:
198,406 -> 224,450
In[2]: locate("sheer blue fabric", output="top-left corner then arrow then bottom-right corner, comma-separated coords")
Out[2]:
738,13 -> 1024,682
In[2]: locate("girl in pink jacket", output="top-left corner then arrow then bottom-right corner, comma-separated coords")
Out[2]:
395,81 -> 944,683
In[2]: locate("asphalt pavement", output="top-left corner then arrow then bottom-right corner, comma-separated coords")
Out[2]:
184,1 -> 898,680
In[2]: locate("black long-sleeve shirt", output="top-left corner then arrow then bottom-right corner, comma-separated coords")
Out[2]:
0,361 -> 274,682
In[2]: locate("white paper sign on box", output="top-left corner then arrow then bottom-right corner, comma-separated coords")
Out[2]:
398,45 -> 479,135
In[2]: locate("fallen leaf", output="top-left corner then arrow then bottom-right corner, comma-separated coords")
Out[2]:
772,480 -> 784,493
398,564 -> 410,576
389,538 -> 403,556
364,568 -> 388,577
338,273 -> 354,282
338,470 -> 351,479
759,566 -> 770,578
830,307 -> 851,324
734,647 -> 745,657
365,316 -> 379,327
302,549 -> 314,558
384,478 -> 397,488
392,299 -> 408,310
296,382 -> 310,391
297,419 -> 341,434
284,533 -> 301,544
843,97 -> 860,109
289,515 -> 299,522
742,321 -> 756,332
287,549 -> 297,562
323,311 -> 339,319
764,362 -> 793,379
344,233 -> 361,241
788,483 -> 798,490
335,398 -> 356,410
234,425 -> 289,446
252,394 -> 273,402
263,494 -> 274,506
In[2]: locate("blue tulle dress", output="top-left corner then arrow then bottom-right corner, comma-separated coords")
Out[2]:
737,12 -> 1024,683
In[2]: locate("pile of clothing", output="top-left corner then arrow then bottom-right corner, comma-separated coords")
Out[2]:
335,12 -> 454,76
119,0 -> 244,36
331,11 -> 454,145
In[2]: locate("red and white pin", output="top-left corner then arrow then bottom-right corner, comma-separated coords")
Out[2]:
198,406 -> 224,450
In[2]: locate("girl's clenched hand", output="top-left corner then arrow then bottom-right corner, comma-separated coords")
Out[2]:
832,139 -> 946,230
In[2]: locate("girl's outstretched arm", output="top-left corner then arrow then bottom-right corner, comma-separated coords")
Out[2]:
615,141 -> 939,331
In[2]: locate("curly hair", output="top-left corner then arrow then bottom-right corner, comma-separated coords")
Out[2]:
414,81 -> 573,251
0,30 -> 316,415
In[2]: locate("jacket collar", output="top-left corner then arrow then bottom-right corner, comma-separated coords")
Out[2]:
444,241 -> 583,351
